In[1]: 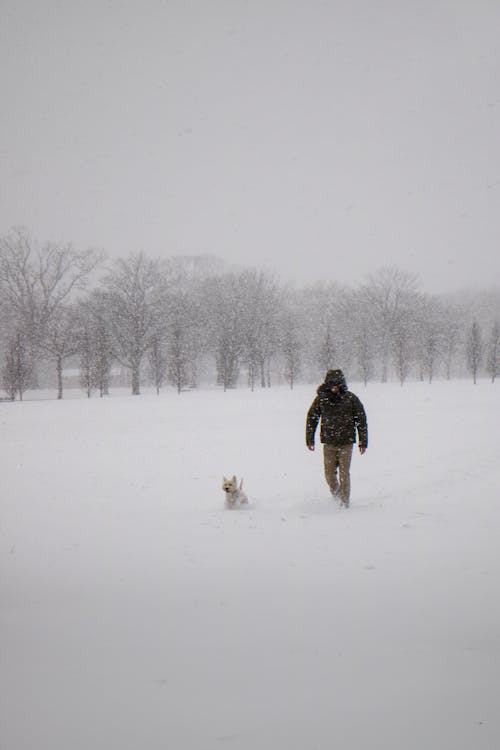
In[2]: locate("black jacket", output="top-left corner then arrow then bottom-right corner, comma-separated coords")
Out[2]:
306,382 -> 368,449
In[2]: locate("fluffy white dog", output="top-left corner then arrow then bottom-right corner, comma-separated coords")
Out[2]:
222,475 -> 248,507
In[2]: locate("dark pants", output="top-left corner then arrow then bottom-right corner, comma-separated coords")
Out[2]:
323,444 -> 353,506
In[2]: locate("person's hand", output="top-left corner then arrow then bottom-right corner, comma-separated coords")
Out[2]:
359,446 -> 366,455
307,444 -> 315,452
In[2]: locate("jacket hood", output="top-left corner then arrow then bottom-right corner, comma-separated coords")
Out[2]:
324,369 -> 347,387
317,369 -> 348,395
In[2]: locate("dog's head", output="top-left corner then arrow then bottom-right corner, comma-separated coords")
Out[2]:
222,475 -> 238,495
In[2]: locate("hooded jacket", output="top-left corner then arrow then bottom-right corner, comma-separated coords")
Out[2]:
305,369 -> 368,448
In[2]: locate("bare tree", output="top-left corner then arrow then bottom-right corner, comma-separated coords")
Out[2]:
75,296 -> 114,397
40,306 -> 79,399
148,335 -> 168,394
486,319 -> 500,383
466,320 -> 483,384
103,253 -> 168,395
416,295 -> 445,384
355,325 -> 374,386
164,289 -> 199,394
167,326 -> 190,393
202,273 -> 247,390
392,324 -> 413,386
0,227 -> 103,353
360,267 -> 419,382
91,313 -> 114,397
165,255 -> 223,389
388,287 -> 421,386
281,305 -> 302,390
435,294 -> 472,380
350,290 -> 375,386
296,281 -> 350,381
1,332 -> 33,400
318,323 -> 336,373
77,321 -> 94,398
237,270 -> 281,390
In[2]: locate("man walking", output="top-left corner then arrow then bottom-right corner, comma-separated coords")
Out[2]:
306,369 -> 368,508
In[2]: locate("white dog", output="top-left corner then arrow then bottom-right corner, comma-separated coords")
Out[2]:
222,475 -> 248,507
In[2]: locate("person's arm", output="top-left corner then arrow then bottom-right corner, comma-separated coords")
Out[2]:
306,397 -> 321,450
353,396 -> 368,452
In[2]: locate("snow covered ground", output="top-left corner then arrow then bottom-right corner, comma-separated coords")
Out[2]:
1,380 -> 499,749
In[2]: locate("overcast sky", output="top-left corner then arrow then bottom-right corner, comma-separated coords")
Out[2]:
1,0 -> 499,293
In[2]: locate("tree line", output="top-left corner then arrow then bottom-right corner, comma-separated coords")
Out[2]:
1,227 -> 499,400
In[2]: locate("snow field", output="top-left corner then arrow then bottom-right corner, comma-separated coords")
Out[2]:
1,381 -> 499,749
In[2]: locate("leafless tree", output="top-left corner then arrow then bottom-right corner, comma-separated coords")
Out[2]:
486,319 -> 500,383
350,290 -> 375,386
360,266 -> 419,382
75,296 -> 114,397
102,253 -> 168,395
148,335 -> 168,394
318,323 -> 336,373
238,270 -> 281,390
466,320 -> 483,384
201,273 -> 246,390
355,325 -> 374,386
0,227 -> 103,352
296,281 -> 350,381
165,255 -> 223,390
415,295 -> 446,384
281,303 -> 302,390
40,305 -> 80,399
1,332 -> 33,400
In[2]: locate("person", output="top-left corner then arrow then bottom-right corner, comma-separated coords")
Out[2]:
306,369 -> 368,508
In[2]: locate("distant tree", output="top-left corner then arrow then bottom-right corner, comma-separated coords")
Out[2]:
486,319 -> 500,383
75,296 -> 114,397
0,227 -> 103,355
1,332 -> 33,400
436,294 -> 474,380
147,335 -> 168,394
318,323 -> 336,373
391,291 -> 420,386
238,270 -> 281,390
466,320 -> 483,384
167,326 -> 190,393
422,328 -> 440,383
77,320 -> 94,398
355,325 -> 374,386
165,290 -> 199,394
351,290 -> 375,386
296,281 -> 350,381
392,319 -> 413,386
40,305 -> 79,399
103,253 -> 167,395
202,273 -> 247,390
165,255 -> 222,389
91,313 -> 114,397
281,306 -> 302,389
416,295 -> 445,384
441,307 -> 465,380
1,346 -> 18,401
360,266 -> 419,382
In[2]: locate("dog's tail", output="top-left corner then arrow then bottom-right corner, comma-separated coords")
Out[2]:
239,478 -> 244,490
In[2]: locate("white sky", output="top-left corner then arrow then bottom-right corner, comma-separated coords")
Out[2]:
1,0 -> 500,293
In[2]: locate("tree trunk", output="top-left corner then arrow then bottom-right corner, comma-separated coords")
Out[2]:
131,362 -> 141,395
260,360 -> 266,388
56,355 -> 63,399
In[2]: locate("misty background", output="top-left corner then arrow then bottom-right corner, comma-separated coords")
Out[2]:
1,0 -> 500,293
